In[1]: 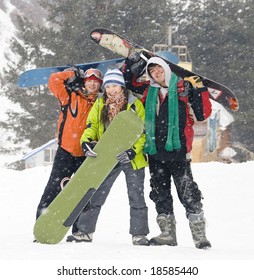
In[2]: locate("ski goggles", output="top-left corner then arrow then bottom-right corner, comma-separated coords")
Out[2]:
84,68 -> 103,80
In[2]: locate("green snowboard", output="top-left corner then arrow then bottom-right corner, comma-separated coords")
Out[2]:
34,110 -> 144,244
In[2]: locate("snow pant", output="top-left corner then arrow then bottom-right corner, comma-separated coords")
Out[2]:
77,162 -> 149,236
35,146 -> 85,233
148,157 -> 203,218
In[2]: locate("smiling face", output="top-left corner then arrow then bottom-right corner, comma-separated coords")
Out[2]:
148,64 -> 167,87
84,79 -> 101,94
105,84 -> 124,97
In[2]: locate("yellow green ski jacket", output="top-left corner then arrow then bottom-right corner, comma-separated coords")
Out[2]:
80,91 -> 148,170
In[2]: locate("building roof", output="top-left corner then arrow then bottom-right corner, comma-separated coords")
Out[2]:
21,138 -> 58,160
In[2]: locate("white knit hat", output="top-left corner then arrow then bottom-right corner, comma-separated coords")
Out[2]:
103,68 -> 126,88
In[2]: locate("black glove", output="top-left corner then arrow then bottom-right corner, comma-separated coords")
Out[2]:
82,141 -> 97,157
130,59 -> 147,77
177,79 -> 192,97
126,50 -> 152,77
128,49 -> 141,62
64,66 -> 85,91
116,149 -> 136,164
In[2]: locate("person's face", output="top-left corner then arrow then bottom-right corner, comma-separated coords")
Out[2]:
84,79 -> 101,94
105,84 -> 123,97
149,65 -> 166,87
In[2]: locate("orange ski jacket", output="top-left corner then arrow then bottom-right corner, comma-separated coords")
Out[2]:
48,71 -> 98,157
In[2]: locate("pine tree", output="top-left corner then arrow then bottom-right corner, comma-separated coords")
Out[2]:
174,0 -> 254,152
0,16 -> 59,152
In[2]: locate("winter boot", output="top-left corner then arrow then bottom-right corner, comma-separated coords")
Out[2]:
188,211 -> 211,249
132,235 -> 150,246
150,214 -> 177,246
66,231 -> 93,243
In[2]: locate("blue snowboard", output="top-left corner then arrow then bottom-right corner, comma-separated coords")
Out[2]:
17,58 -> 124,87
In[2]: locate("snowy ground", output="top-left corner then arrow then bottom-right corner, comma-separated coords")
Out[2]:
0,158 -> 254,279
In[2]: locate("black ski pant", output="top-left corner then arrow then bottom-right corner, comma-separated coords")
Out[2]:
35,146 -> 85,233
148,156 -> 203,218
77,162 -> 149,236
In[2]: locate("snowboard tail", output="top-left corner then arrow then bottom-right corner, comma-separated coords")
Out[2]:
90,28 -> 238,112
33,110 -> 144,244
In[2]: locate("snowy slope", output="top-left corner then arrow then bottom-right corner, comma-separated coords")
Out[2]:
0,159 -> 253,279
0,0 -> 19,129
0,0 -> 47,74
0,0 -> 17,72
0,0 -> 46,153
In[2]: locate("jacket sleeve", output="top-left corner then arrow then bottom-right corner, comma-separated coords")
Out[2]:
80,99 -> 100,144
188,87 -> 212,121
48,71 -> 75,105
130,99 -> 146,155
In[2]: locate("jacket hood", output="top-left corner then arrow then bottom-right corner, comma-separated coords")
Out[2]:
146,57 -> 172,88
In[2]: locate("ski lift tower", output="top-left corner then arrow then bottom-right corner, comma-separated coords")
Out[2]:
152,26 -> 193,71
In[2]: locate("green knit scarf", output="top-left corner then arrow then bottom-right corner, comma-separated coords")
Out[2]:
144,73 -> 181,155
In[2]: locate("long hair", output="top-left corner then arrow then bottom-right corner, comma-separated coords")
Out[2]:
101,87 -> 128,126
